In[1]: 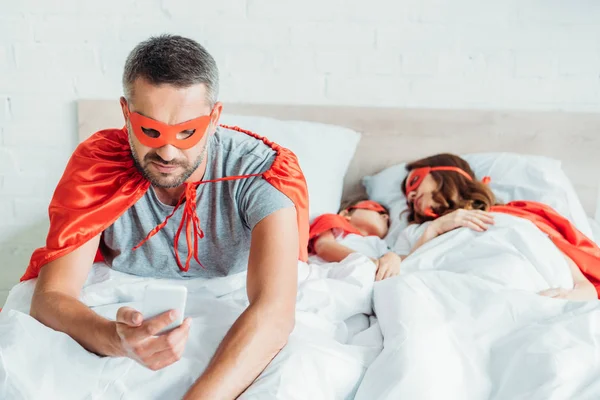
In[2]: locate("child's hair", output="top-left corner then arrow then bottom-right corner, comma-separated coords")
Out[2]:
401,153 -> 499,224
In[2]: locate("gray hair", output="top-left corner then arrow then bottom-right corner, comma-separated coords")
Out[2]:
122,34 -> 219,106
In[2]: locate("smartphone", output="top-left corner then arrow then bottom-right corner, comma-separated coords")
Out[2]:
141,283 -> 188,335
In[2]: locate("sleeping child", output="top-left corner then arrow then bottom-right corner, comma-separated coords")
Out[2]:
308,199 -> 402,281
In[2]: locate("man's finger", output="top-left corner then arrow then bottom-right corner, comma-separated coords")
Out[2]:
142,310 -> 178,337
143,325 -> 190,370
145,346 -> 184,371
116,306 -> 143,326
124,310 -> 182,345
151,317 -> 192,353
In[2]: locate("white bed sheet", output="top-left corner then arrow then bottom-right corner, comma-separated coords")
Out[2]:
0,255 -> 382,400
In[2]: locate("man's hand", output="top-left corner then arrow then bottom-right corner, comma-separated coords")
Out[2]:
115,306 -> 191,371
375,252 -> 402,281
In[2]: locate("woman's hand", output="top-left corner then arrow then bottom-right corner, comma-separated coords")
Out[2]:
427,209 -> 495,237
538,288 -> 570,299
375,252 -> 402,281
410,209 -> 495,254
538,284 -> 597,301
538,252 -> 599,301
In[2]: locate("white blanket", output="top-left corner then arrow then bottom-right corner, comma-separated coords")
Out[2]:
355,214 -> 600,400
0,254 -> 382,400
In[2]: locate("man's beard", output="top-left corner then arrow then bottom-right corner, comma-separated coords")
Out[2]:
129,130 -> 209,188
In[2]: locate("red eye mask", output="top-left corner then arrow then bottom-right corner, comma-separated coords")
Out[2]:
347,200 -> 387,213
405,166 -> 491,218
124,104 -> 214,150
405,166 -> 474,195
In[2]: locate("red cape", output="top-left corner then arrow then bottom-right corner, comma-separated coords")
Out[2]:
308,214 -> 363,254
492,201 -> 600,298
21,125 -> 309,281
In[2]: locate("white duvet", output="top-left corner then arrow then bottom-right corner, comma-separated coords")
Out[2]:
355,214 -> 600,400
0,254 -> 382,400
4,214 -> 600,400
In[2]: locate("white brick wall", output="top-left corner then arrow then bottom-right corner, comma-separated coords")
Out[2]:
1,0 -> 599,304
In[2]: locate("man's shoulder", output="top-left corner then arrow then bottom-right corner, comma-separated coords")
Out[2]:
212,126 -> 277,176
214,126 -> 276,156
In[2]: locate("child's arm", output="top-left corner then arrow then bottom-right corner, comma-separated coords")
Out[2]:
314,231 -> 403,280
538,252 -> 597,301
313,230 -> 376,264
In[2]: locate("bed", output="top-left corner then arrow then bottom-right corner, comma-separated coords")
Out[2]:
1,101 -> 599,399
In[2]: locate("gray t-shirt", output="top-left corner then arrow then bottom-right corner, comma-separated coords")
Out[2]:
101,127 -> 295,279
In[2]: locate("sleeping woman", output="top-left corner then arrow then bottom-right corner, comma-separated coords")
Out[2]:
393,153 -> 600,301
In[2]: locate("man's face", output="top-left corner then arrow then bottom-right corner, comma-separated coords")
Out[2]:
120,77 -> 222,188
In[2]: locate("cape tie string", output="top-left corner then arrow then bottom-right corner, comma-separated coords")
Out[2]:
133,173 -> 261,272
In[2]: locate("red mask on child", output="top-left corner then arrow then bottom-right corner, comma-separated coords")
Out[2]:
124,104 -> 216,150
347,200 -> 387,213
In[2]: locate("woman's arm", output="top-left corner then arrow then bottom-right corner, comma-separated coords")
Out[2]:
539,252 -> 597,301
409,209 -> 495,254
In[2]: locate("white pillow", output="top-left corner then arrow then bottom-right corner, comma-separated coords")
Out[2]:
362,152 -> 594,247
219,114 -> 361,221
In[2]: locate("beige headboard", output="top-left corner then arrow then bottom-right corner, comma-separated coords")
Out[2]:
78,100 -> 600,216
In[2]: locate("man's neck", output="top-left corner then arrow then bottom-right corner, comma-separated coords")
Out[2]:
153,155 -> 209,206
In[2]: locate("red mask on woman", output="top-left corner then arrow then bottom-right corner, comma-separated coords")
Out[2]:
405,166 -> 474,195
405,166 -> 490,218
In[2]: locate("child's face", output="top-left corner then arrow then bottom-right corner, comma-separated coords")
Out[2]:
342,208 -> 389,238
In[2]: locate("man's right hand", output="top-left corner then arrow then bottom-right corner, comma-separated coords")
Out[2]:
115,306 -> 192,371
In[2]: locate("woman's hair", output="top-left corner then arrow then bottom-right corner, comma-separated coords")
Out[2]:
401,153 -> 499,224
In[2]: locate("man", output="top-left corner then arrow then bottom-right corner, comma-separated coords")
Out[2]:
23,35 -> 309,399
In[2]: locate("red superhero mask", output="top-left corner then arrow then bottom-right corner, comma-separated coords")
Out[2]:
347,200 -> 387,213
405,166 -> 491,218
405,166 -> 474,195
124,104 -> 215,150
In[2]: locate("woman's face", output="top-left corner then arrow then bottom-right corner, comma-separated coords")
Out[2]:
406,171 -> 439,215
